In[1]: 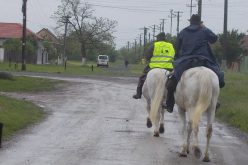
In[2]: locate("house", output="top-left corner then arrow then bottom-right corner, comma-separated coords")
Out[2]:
0,22 -> 46,64
36,28 -> 62,64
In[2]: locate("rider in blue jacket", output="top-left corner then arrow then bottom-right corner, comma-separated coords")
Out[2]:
165,14 -> 225,113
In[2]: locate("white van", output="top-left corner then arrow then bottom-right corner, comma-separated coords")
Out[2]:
97,55 -> 109,67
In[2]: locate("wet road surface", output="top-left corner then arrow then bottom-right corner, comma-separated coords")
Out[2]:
0,75 -> 248,165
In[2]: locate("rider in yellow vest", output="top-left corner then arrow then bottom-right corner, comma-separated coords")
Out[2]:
133,32 -> 175,99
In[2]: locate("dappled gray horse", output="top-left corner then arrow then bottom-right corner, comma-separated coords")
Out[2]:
142,68 -> 170,137
174,66 -> 219,162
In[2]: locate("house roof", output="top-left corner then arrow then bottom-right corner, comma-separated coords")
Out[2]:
0,22 -> 42,40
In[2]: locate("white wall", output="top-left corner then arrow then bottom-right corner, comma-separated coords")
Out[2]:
0,48 -> 4,61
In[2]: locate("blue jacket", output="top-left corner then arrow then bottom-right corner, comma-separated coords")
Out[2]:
175,24 -> 217,62
173,24 -> 223,82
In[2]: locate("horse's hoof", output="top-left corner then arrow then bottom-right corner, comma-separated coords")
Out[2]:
159,124 -> 164,133
203,156 -> 210,162
146,118 -> 152,128
153,132 -> 159,137
193,146 -> 202,159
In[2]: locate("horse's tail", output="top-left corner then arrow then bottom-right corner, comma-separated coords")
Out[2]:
192,72 -> 213,130
149,72 -> 166,124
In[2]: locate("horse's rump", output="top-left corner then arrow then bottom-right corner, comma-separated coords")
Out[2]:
175,66 -> 219,113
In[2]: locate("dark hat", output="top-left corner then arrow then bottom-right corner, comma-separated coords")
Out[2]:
189,14 -> 202,25
155,32 -> 166,40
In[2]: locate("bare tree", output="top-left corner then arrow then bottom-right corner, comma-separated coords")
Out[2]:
53,0 -> 117,64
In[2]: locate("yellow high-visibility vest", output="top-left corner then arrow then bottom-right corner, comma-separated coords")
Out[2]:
149,41 -> 175,69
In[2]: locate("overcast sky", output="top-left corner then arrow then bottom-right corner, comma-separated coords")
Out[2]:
0,0 -> 247,48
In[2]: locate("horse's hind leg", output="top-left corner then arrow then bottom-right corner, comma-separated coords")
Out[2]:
146,101 -> 152,128
203,107 -> 215,162
159,108 -> 165,134
178,108 -> 190,157
192,119 -> 202,159
153,108 -> 160,137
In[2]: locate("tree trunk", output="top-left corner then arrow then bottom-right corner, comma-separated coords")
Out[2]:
80,42 -> 86,65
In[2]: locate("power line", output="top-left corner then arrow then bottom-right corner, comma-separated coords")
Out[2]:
90,4 -> 171,13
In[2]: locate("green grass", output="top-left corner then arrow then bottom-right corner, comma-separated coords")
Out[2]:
0,61 -> 145,77
0,95 -> 44,138
217,72 -> 248,133
0,76 -> 62,92
0,76 -> 63,139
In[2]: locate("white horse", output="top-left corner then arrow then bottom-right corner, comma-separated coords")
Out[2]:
142,68 -> 170,137
174,66 -> 220,162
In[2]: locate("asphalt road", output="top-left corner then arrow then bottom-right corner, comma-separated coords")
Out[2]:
0,75 -> 248,165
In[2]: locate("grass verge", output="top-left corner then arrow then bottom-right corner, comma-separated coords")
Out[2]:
217,72 -> 248,133
0,61 -> 145,77
0,76 -> 63,139
0,95 -> 44,139
0,76 -> 63,92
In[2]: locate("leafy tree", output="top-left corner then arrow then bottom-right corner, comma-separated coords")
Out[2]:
53,0 -> 117,65
3,39 -> 22,64
211,41 -> 224,64
218,29 -> 245,66
25,36 -> 38,63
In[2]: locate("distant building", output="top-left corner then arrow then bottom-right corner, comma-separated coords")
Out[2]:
0,22 -> 46,64
37,28 -> 62,64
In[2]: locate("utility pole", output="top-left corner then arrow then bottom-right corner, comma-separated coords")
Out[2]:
160,19 -> 166,32
186,0 -> 196,18
143,27 -> 148,54
21,0 -> 27,71
223,0 -> 228,68
174,11 -> 183,35
139,27 -> 148,55
62,15 -> 70,70
168,9 -> 176,36
198,0 -> 202,19
134,39 -> 137,56
153,25 -> 156,40
139,34 -> 142,57
127,41 -> 130,52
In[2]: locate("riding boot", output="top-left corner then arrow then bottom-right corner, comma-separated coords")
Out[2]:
133,86 -> 143,99
0,122 -> 3,148
165,75 -> 178,113
133,75 -> 146,99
